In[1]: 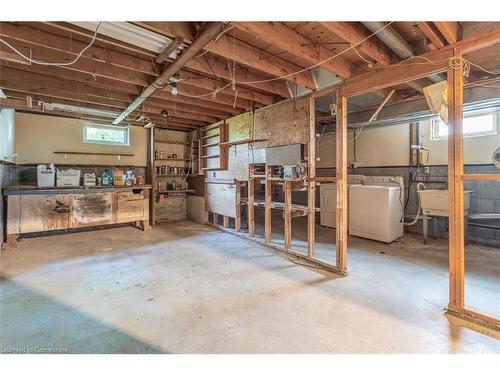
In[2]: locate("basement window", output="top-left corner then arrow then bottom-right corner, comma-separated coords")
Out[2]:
83,123 -> 130,146
432,110 -> 498,140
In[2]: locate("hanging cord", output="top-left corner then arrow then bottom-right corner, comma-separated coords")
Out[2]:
175,22 -> 395,98
230,22 -> 396,85
0,22 -> 102,66
404,183 -> 426,226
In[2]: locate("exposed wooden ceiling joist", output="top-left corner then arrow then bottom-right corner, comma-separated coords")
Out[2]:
418,22 -> 447,49
232,22 -> 358,79
180,69 -> 274,105
0,22 -> 160,76
113,22 -> 224,124
185,55 -> 289,98
318,22 -> 392,66
0,60 -> 242,118
434,22 -> 461,44
205,32 -> 317,89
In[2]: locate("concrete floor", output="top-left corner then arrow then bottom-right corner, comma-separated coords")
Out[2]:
1,218 -> 499,353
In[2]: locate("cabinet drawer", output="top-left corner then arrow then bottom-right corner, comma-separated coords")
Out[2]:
72,193 -> 113,227
19,195 -> 70,233
117,199 -> 144,220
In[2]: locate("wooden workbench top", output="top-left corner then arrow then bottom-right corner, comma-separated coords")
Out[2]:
3,185 -> 152,195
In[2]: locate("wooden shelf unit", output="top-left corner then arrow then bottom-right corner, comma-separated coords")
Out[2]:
153,128 -> 197,224
198,120 -> 229,175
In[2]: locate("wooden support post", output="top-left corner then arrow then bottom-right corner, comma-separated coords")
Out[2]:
235,180 -> 241,232
148,125 -> 155,226
265,165 -> 272,243
336,88 -> 348,273
447,48 -> 465,313
223,215 -> 229,228
203,182 -> 209,224
213,213 -> 219,226
284,180 -> 292,250
307,96 -> 316,257
248,171 -> 255,236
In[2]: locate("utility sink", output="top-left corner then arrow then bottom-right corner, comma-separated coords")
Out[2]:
417,189 -> 472,217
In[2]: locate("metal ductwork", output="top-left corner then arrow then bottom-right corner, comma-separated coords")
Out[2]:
362,22 -> 442,84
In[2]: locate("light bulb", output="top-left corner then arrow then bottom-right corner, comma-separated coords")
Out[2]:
171,86 -> 178,95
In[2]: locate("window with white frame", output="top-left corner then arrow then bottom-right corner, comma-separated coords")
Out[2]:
432,110 -> 498,140
83,123 -> 130,146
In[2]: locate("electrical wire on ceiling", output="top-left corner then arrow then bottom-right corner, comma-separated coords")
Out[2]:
4,20 -> 497,107
0,22 -> 103,66
173,23 -> 498,102
174,22 -> 397,99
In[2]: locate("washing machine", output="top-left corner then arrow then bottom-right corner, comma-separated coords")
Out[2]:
348,176 -> 404,243
320,175 -> 366,228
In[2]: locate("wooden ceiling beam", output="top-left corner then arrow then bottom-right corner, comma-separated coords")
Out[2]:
114,22 -> 224,124
0,61 -> 240,118
205,32 -> 317,89
0,59 -> 143,94
151,90 -> 241,115
179,70 -> 273,105
0,66 -> 136,102
134,22 -> 289,98
173,82 -> 252,110
233,22 -> 357,79
0,75 -> 215,124
318,22 -> 392,65
186,55 -> 289,98
0,54 -> 245,116
434,22 -> 461,44
0,37 -> 151,86
0,79 -> 130,109
0,22 -> 160,76
316,25 -> 500,99
1,92 -> 200,130
418,22 -> 447,49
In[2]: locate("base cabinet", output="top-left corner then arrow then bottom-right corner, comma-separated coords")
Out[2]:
6,189 -> 150,238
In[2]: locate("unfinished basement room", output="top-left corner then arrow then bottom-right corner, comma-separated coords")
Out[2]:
1,2 -> 499,368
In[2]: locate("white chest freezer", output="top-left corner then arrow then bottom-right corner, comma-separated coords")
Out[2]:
349,185 -> 404,243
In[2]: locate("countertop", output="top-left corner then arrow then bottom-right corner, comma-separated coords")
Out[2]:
3,185 -> 152,196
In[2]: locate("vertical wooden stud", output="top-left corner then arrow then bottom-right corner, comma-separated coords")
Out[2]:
203,182 -> 209,224
307,96 -> 316,257
199,131 -> 205,176
235,180 -> 241,232
248,175 -> 255,236
213,213 -> 219,226
265,165 -> 272,243
223,215 -> 229,228
336,88 -> 348,273
148,125 -> 155,225
219,120 -> 229,170
284,180 -> 292,250
447,49 -> 465,312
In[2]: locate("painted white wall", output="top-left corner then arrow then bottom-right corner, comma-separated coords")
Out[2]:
420,118 -> 500,165
317,114 -> 500,167
14,112 -> 148,166
0,109 -> 15,163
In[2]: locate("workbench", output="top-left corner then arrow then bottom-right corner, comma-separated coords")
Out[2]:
3,185 -> 152,246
